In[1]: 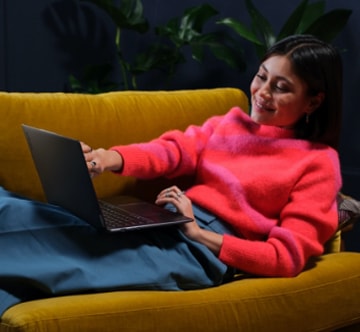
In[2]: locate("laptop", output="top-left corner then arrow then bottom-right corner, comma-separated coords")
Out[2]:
22,124 -> 193,232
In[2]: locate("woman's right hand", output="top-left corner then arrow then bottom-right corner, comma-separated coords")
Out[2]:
81,142 -> 124,177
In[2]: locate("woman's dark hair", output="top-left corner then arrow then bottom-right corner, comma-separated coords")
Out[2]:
262,34 -> 343,150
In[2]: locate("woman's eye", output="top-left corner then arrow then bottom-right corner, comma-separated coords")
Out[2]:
275,85 -> 289,92
256,74 -> 266,80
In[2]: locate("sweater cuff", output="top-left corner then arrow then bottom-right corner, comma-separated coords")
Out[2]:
109,145 -> 148,177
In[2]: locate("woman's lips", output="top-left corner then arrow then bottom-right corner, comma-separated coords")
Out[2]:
255,100 -> 275,112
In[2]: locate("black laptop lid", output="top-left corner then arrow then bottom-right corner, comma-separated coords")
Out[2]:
22,125 -> 104,229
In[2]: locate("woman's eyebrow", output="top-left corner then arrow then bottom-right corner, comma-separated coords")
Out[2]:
260,64 -> 268,72
261,63 -> 294,86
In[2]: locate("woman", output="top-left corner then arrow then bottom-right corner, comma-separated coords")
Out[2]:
0,35 -> 343,313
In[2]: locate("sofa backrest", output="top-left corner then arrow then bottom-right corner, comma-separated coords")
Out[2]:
0,88 -> 249,201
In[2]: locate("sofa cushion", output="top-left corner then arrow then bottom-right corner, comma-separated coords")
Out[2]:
338,193 -> 360,230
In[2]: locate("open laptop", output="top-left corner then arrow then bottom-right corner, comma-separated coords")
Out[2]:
22,124 -> 193,232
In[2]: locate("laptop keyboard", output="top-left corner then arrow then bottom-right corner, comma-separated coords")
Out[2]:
99,200 -> 153,229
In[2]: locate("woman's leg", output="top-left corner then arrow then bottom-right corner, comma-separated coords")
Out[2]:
0,189 -> 228,313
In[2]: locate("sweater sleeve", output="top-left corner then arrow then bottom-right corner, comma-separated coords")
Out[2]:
219,150 -> 342,277
110,114 -> 224,179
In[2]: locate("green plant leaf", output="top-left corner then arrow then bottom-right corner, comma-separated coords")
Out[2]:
69,63 -> 118,93
81,0 -> 149,32
180,4 -> 218,34
277,0 -> 309,40
69,75 -> 83,92
122,0 -> 149,31
186,32 -> 245,70
187,34 -> 225,62
245,0 -> 275,48
296,1 -> 325,33
254,44 -> 268,60
158,4 -> 218,45
206,42 -> 246,70
131,44 -> 185,75
305,9 -> 352,42
155,18 -> 178,37
155,4 -> 218,50
217,18 -> 262,45
156,18 -> 186,47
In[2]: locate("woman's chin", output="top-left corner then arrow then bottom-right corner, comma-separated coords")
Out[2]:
250,110 -> 273,125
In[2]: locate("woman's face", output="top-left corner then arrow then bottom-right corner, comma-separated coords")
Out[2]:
250,55 -> 321,128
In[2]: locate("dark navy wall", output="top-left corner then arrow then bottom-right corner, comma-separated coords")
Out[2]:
0,0 -> 325,92
1,0 -> 360,249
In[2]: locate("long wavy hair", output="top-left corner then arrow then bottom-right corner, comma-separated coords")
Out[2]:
262,35 -> 343,150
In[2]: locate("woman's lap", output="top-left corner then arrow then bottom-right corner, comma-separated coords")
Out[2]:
0,187 -> 229,313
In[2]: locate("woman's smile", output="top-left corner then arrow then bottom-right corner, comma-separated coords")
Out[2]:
253,98 -> 275,113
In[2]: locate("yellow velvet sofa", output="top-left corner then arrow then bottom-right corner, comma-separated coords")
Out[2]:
0,88 -> 360,332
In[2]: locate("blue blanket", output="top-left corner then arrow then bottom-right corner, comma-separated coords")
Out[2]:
0,188 -> 232,315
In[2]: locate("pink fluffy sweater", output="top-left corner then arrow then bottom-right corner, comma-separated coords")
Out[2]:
111,107 -> 341,277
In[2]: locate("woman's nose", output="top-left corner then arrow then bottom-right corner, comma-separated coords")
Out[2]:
258,85 -> 271,100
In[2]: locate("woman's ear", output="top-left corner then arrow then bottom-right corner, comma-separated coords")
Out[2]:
308,92 -> 325,113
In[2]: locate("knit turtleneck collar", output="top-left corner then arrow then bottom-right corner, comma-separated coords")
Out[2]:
241,110 -> 296,139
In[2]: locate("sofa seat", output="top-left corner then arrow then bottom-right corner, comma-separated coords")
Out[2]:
0,253 -> 359,332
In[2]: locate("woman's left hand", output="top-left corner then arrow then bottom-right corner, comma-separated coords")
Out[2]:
155,186 -> 200,238
155,186 -> 223,254
155,186 -> 194,218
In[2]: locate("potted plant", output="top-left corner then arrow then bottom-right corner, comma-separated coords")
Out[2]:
71,0 -> 243,92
